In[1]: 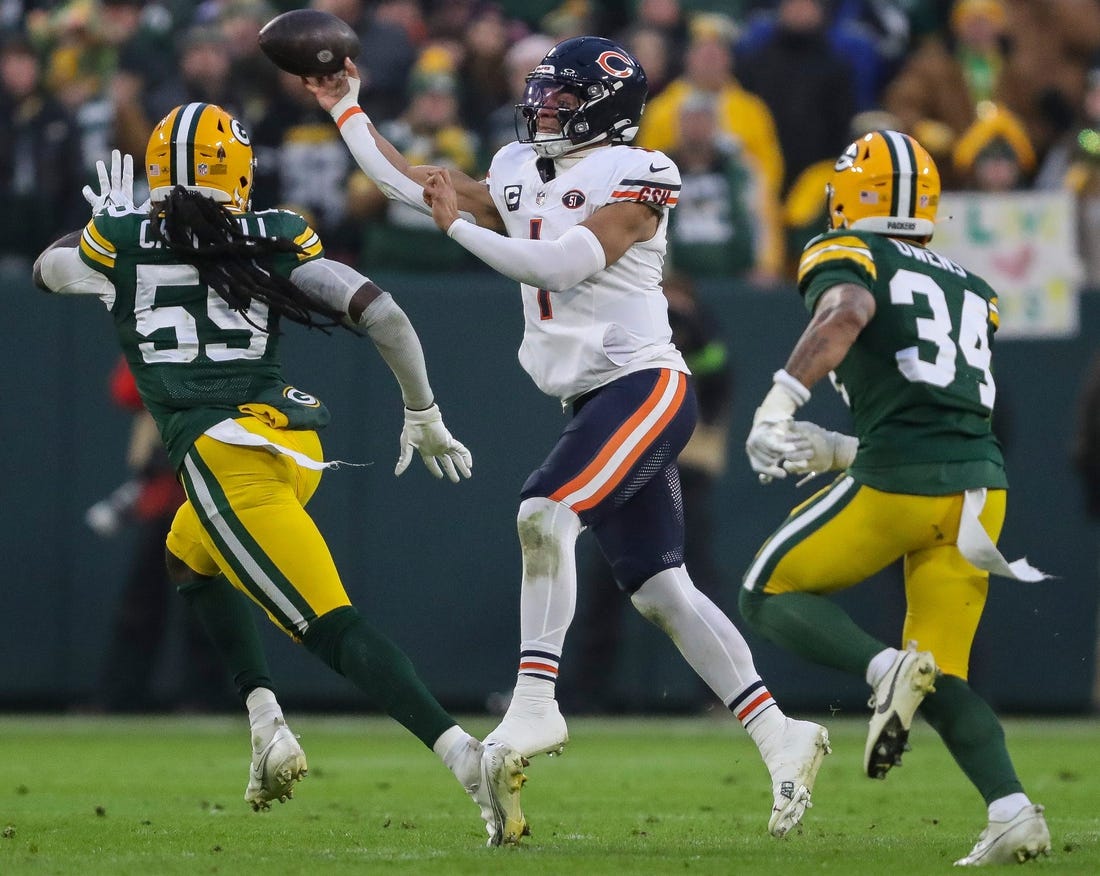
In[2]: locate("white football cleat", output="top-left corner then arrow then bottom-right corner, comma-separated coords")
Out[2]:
765,718 -> 831,837
484,695 -> 568,759
244,717 -> 308,811
865,646 -> 938,779
478,741 -> 529,846
954,803 -> 1052,866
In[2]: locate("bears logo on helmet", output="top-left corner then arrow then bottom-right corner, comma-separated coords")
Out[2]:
827,130 -> 940,240
516,36 -> 648,159
146,103 -> 256,210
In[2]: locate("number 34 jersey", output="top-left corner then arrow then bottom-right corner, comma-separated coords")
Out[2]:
77,205 -> 325,468
486,141 -> 687,405
798,229 -> 1007,495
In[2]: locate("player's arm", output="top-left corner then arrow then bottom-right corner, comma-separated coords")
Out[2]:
289,257 -> 472,481
304,61 -> 502,231
423,168 -> 659,291
33,229 -> 113,297
783,282 -> 876,389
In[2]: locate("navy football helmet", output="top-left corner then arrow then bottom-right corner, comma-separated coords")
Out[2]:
516,36 -> 648,158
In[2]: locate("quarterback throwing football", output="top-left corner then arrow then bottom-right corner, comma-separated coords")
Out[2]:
306,36 -> 830,842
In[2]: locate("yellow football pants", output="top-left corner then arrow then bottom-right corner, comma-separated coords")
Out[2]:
742,475 -> 1007,679
166,417 -> 352,640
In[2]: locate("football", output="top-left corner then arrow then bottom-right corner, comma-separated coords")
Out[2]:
257,9 -> 360,77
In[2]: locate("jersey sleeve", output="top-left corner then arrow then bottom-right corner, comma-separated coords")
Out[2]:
77,213 -> 119,277
255,209 -> 325,271
797,232 -> 879,313
604,148 -> 681,212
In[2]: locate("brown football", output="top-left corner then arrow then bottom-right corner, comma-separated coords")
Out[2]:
258,9 -> 360,76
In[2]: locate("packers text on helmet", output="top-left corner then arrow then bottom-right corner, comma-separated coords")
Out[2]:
146,103 -> 255,210
826,130 -> 940,240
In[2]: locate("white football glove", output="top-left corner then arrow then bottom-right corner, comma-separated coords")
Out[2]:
82,149 -> 136,214
781,421 -> 858,477
746,370 -> 811,481
395,403 -> 473,483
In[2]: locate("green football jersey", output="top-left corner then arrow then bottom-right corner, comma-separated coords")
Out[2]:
798,229 -> 1007,495
78,205 -> 328,470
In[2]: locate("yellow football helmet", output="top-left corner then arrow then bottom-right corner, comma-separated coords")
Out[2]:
146,103 -> 255,210
826,130 -> 940,239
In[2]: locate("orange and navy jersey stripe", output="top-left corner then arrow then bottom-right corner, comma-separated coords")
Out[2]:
609,176 -> 680,208
550,369 -> 687,513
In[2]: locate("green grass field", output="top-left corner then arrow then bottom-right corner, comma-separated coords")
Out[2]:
1,713 -> 1097,874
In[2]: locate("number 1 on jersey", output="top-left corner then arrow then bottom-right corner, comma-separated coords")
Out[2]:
529,219 -> 553,320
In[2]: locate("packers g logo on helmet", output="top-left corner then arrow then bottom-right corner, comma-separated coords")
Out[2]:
826,130 -> 940,240
146,103 -> 256,210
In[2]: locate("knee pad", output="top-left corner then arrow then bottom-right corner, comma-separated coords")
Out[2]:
516,497 -> 581,578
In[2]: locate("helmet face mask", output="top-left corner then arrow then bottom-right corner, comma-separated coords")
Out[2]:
515,36 -> 647,159
826,130 -> 940,240
146,103 -> 256,210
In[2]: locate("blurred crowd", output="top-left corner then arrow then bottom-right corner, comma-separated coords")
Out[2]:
4,0 -> 1100,284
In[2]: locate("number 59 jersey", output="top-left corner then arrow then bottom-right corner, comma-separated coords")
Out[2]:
798,229 -> 1007,495
486,141 -> 687,404
77,205 -> 325,466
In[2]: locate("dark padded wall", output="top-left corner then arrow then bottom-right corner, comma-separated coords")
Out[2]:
2,265 -> 1095,713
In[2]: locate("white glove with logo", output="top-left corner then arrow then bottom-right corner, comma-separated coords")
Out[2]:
395,403 -> 473,483
82,149 -> 136,214
746,369 -> 812,481
781,421 -> 858,477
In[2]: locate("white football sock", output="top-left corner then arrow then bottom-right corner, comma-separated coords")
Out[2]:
866,647 -> 901,688
988,793 -> 1032,822
630,565 -> 764,703
245,687 -> 284,751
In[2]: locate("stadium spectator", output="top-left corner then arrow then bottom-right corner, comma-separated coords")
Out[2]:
636,13 -> 785,201
617,23 -> 675,99
1036,55 -> 1100,288
308,35 -> 831,842
735,0 -> 861,195
144,25 -> 244,128
33,111 -> 520,841
951,102 -> 1036,191
314,0 -> 417,122
739,129 -> 1052,867
884,0 -> 1100,189
665,89 -> 784,282
251,68 -> 361,262
0,33 -> 87,263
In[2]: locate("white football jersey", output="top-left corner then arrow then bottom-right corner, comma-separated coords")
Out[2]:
486,141 -> 688,404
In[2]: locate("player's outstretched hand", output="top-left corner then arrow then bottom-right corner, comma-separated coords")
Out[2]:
395,403 -> 473,483
83,150 -> 135,215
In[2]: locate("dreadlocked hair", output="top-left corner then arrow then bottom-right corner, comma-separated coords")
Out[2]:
154,187 -> 348,333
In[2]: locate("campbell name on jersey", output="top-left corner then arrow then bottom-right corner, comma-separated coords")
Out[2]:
487,141 -> 688,403
798,229 -> 1006,495
78,205 -> 325,468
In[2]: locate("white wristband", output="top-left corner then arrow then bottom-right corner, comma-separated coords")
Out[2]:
773,369 -> 811,406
